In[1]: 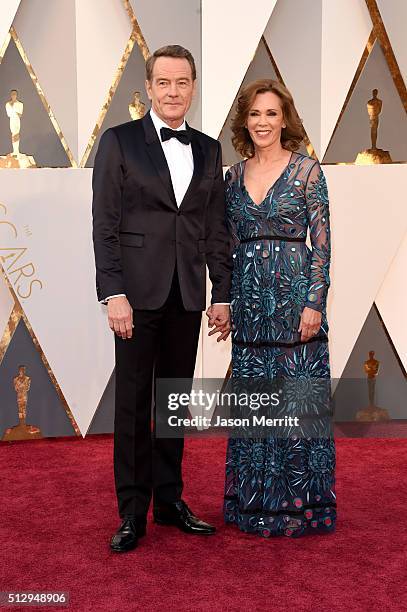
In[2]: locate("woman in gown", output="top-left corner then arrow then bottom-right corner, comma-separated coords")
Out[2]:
223,79 -> 336,538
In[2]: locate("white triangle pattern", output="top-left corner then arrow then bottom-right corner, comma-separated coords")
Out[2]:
0,169 -> 115,435
264,0 -> 323,155
0,0 -> 20,53
76,0 -> 132,163
376,232 -> 407,371
324,164 -> 407,379
201,0 -> 277,138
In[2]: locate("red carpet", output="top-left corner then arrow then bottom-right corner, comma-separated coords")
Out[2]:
1,435 -> 406,611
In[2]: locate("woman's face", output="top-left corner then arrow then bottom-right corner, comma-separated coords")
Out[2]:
246,91 -> 286,151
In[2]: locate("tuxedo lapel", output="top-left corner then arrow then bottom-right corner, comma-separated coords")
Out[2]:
178,126 -> 205,211
141,113 -> 206,212
142,112 -> 177,209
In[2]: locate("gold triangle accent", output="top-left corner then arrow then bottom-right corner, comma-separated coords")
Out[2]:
79,0 -> 150,168
0,303 -> 21,365
0,263 -> 81,436
0,31 -> 11,62
8,27 -> 78,168
365,0 -> 407,112
123,0 -> 150,56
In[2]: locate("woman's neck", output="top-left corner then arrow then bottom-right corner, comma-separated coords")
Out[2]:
252,143 -> 287,165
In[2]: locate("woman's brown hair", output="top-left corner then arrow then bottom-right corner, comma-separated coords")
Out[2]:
231,79 -> 304,158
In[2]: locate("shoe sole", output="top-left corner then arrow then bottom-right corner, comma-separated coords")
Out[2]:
153,518 -> 216,534
110,541 -> 138,553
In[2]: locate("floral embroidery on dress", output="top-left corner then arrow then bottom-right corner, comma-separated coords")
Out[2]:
223,152 -> 336,537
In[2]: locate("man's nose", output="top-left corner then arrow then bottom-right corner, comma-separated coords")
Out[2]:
168,83 -> 178,97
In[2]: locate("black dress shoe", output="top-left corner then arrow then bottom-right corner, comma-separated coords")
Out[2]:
110,516 -> 146,553
153,500 -> 216,535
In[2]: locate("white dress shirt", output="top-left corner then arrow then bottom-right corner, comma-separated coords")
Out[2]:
149,107 -> 194,206
102,109 -> 228,306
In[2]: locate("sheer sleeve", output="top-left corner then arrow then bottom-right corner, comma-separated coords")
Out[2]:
304,160 -> 331,312
224,167 -> 240,249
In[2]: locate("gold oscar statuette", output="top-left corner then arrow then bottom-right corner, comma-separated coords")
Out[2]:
355,89 -> 392,164
2,365 -> 42,440
129,91 -> 146,120
0,89 -> 36,168
356,351 -> 390,422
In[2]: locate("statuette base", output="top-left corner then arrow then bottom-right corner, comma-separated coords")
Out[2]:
0,152 -> 36,168
355,405 -> 390,422
355,148 -> 392,165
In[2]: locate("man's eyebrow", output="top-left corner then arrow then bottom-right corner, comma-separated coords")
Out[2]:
154,74 -> 191,81
154,76 -> 191,81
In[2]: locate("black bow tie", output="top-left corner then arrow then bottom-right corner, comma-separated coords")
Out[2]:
160,126 -> 191,145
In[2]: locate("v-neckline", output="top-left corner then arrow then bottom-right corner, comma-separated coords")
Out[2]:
241,150 -> 294,206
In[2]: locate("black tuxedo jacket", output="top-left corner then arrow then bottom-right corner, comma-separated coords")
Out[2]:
92,112 -> 232,311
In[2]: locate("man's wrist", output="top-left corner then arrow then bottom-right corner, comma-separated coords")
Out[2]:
100,293 -> 126,305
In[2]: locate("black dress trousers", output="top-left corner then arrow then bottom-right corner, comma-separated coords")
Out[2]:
113,266 -> 202,519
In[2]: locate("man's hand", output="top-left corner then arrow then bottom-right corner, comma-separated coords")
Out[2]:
107,296 -> 133,339
298,306 -> 322,342
206,304 -> 231,342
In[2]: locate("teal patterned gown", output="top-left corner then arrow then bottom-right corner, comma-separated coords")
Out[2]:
223,151 -> 336,537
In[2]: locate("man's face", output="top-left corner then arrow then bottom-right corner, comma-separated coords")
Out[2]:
145,56 -> 196,127
10,91 -> 17,102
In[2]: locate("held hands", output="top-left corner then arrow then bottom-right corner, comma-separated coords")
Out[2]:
107,296 -> 133,339
106,299 -> 320,342
298,306 -> 322,342
206,304 -> 231,342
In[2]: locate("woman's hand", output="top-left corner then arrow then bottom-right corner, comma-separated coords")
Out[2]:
298,307 -> 322,342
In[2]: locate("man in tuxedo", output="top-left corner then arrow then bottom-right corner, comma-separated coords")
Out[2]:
92,45 -> 232,552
